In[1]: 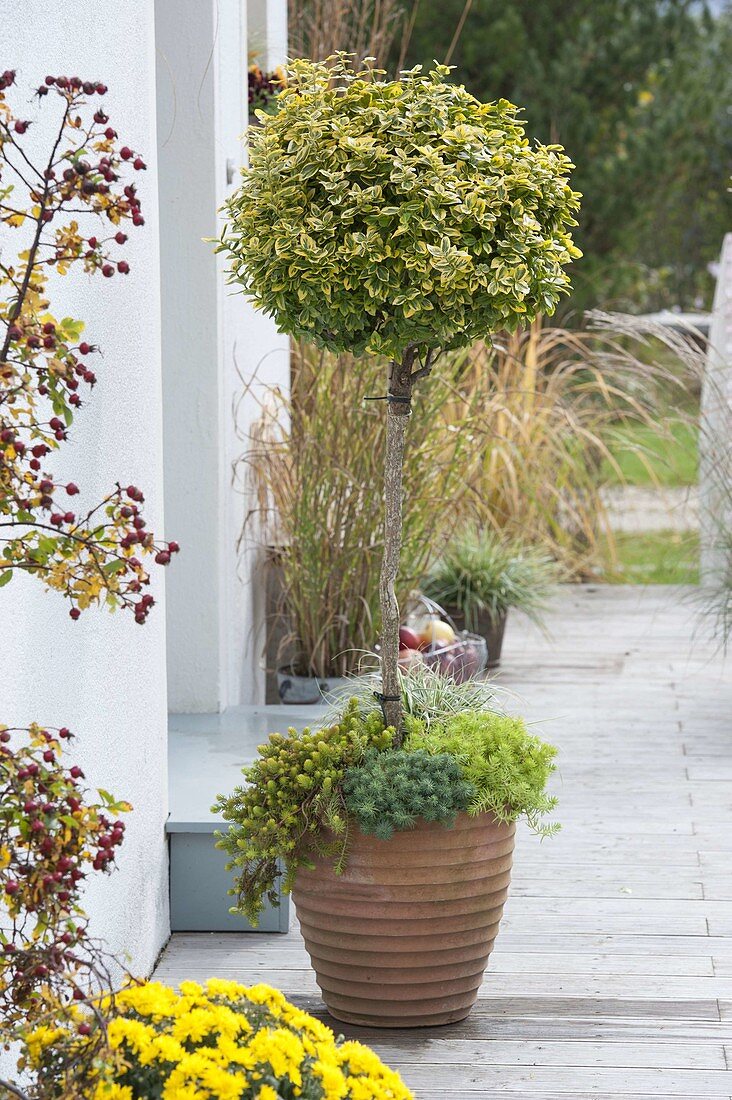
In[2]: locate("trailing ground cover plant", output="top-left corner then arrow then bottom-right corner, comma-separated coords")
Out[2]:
423,528 -> 558,632
0,70 -> 177,622
215,702 -> 393,923
219,56 -> 580,733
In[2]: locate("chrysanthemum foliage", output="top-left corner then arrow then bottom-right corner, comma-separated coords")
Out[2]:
220,57 -> 581,360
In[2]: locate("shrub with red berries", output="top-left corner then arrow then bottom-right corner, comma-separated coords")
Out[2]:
0,723 -> 131,1098
0,71 -> 178,622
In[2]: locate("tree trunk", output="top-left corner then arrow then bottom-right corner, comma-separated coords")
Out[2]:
379,348 -> 415,742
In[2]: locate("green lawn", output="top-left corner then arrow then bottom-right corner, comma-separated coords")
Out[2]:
605,529 -> 699,584
602,421 -> 698,488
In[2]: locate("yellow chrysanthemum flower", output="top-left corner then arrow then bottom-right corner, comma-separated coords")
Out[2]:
83,980 -> 412,1100
92,1083 -> 134,1100
243,983 -> 288,1014
205,977 -> 251,1000
171,1006 -> 221,1045
178,980 -> 205,1001
118,981 -> 181,1020
107,1017 -> 157,1056
214,1033 -> 256,1069
23,1025 -> 66,1066
248,1026 -> 304,1085
313,1057 -> 349,1098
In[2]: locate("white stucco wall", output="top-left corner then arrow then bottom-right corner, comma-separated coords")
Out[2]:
157,0 -> 289,714
0,0 -> 169,1038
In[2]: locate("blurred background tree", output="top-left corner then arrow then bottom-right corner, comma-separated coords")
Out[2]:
396,0 -> 732,314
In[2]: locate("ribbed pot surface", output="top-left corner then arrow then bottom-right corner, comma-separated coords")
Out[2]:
292,813 -> 515,1027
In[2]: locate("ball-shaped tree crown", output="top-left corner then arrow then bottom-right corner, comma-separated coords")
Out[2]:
220,57 -> 581,359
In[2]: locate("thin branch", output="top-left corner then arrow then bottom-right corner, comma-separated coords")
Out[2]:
0,149 -> 39,193
0,1078 -> 30,1100
0,100 -> 71,364
0,117 -> 44,182
444,0 -> 473,65
409,346 -> 437,383
0,262 -> 23,291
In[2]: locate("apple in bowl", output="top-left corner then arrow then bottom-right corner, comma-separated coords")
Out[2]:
398,647 -> 426,671
418,619 -> 456,647
398,625 -> 423,651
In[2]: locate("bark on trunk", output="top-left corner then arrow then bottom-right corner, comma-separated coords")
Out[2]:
379,349 -> 415,742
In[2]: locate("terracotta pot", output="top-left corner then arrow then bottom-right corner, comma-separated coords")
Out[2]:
445,607 -> 508,668
292,813 -> 515,1027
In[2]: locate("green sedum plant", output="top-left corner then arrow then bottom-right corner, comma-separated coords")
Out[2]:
409,710 -> 559,836
423,528 -> 558,631
214,701 -> 392,924
344,748 -> 475,839
218,55 -> 580,736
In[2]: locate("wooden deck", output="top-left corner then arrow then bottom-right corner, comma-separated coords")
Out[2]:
155,585 -> 732,1098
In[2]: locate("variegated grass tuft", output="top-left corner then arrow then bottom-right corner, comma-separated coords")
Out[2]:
326,659 -> 504,730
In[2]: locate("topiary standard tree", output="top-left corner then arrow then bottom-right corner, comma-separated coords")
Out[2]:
219,56 -> 580,737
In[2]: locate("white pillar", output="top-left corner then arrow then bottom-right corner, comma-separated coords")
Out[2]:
700,234 -> 732,582
249,0 -> 289,69
156,0 -> 289,713
0,0 -> 169,987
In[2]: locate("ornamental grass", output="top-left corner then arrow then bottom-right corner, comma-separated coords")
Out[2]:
448,315 -> 700,578
242,315 -> 698,678
240,340 -> 484,678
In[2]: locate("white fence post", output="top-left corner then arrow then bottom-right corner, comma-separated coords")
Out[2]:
700,233 -> 732,583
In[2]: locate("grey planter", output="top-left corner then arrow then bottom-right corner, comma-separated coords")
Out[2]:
276,667 -> 351,704
169,828 -> 289,932
443,607 -> 508,668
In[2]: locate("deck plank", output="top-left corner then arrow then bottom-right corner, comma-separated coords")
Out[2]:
154,585 -> 732,1096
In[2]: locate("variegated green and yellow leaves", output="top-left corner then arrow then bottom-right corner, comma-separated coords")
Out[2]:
219,58 -> 581,358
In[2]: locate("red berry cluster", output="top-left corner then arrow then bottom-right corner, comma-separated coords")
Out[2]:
0,724 -> 131,1035
0,726 -> 128,916
0,72 -> 179,621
